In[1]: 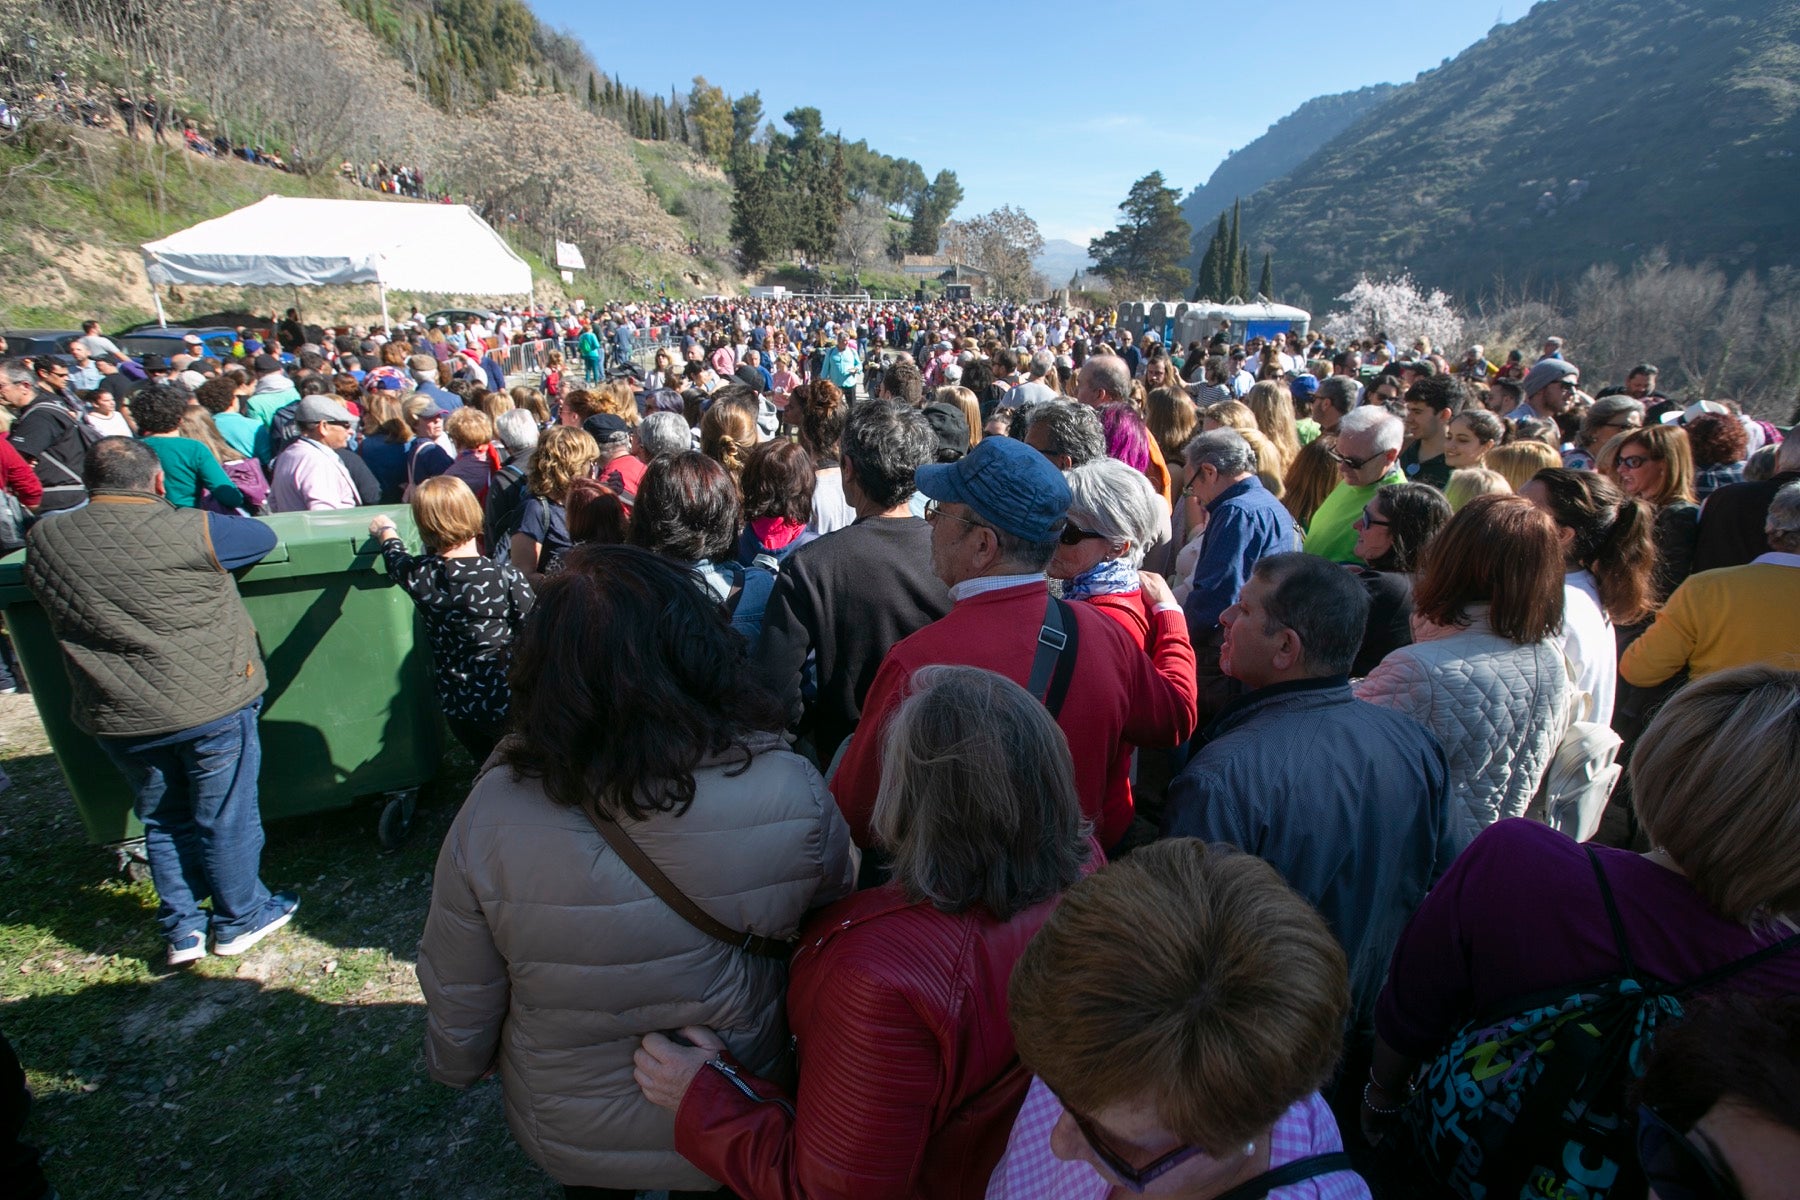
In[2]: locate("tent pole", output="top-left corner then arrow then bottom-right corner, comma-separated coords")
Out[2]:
149,279 -> 168,328
377,280 -> 390,333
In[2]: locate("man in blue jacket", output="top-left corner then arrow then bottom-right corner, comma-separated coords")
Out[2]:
1162,551 -> 1452,1133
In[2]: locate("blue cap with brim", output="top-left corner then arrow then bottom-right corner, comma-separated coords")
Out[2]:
915,435 -> 1071,543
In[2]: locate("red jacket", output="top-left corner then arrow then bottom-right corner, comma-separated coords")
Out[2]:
831,582 -> 1197,850
0,437 -> 43,508
674,883 -> 1057,1200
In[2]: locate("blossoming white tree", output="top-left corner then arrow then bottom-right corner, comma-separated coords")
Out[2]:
1321,274 -> 1464,352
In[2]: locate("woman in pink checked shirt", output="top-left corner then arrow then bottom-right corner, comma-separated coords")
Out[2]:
988,840 -> 1371,1200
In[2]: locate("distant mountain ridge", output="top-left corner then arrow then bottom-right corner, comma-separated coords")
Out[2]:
1033,239 -> 1096,287
1178,84 -> 1399,268
1238,0 -> 1800,307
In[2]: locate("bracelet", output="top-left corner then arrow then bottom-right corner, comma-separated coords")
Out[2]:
1362,1079 -> 1408,1116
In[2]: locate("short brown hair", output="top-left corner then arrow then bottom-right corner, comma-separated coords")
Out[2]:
871,666 -> 1089,920
1412,493 -> 1564,643
410,474 -> 483,552
1008,840 -> 1347,1150
739,439 -> 815,524
1632,665 -> 1800,924
444,406 -> 493,451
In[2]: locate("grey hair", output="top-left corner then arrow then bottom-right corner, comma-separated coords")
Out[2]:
0,359 -> 34,386
842,400 -> 935,509
1028,349 -> 1056,379
1065,458 -> 1162,570
1337,405 -> 1405,454
1767,480 -> 1800,552
1024,400 -> 1105,467
1182,428 -> 1258,478
1315,375 -> 1360,415
1080,354 -> 1131,401
637,411 -> 690,459
871,665 -> 1090,920
494,408 -> 541,458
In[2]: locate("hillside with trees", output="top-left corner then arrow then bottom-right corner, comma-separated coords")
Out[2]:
1177,83 -> 1397,269
1237,0 -> 1800,311
0,0 -> 966,314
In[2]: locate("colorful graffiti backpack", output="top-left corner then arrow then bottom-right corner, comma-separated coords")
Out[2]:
1402,848 -> 1799,1200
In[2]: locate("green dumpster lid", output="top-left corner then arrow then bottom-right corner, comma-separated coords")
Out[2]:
0,505 -> 420,599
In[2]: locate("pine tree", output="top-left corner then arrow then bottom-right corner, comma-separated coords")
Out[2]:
1226,200 -> 1242,299
1089,171 -> 1192,298
1258,253 -> 1273,299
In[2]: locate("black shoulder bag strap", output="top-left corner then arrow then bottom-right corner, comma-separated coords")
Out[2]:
1211,1152 -> 1357,1200
578,804 -> 793,961
1025,596 -> 1080,718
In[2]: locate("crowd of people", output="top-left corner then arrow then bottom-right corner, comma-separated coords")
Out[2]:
5,297 -> 1799,1200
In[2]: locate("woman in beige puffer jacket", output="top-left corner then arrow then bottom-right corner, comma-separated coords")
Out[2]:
417,546 -> 857,1195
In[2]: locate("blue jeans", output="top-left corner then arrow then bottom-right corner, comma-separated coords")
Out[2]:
99,699 -> 274,946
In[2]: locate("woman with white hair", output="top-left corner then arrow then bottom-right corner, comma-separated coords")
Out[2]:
1050,457 -> 1175,649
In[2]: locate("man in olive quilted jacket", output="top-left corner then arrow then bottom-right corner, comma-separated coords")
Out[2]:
25,437 -> 299,968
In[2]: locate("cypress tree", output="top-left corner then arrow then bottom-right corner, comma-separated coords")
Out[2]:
1236,247 -> 1250,299
1258,253 -> 1273,299
1226,200 -> 1242,298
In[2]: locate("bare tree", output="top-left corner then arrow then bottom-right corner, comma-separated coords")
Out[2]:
835,196 -> 888,280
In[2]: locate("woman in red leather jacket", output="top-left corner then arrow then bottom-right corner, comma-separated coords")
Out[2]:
635,664 -> 1092,1199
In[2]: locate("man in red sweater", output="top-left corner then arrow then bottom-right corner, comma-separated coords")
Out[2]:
830,435 -> 1198,854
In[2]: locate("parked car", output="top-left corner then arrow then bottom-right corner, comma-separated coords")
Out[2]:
0,329 -> 85,359
113,327 -> 240,360
423,308 -> 497,329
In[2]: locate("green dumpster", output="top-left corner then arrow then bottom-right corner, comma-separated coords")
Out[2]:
0,505 -> 447,859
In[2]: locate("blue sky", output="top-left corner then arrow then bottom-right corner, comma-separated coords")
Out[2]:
531,1 -> 1510,245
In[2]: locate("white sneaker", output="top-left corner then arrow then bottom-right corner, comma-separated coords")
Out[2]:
168,933 -> 207,967
212,893 -> 299,956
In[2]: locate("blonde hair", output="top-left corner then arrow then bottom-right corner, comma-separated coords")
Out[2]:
481,389 -> 515,422
410,474 -> 484,552
1200,399 -> 1257,435
445,406 -> 493,452
871,666 -> 1088,920
403,394 -> 444,428
177,406 -> 242,465
1485,440 -> 1564,492
1632,666 -> 1800,924
1239,427 -> 1286,498
1444,466 -> 1513,511
1009,840 -> 1348,1150
597,379 -> 640,426
1243,380 -> 1299,475
527,425 -> 600,503
700,397 -> 759,482
933,385 -> 983,449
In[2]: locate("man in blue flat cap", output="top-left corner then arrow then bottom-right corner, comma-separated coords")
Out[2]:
828,435 -> 1198,858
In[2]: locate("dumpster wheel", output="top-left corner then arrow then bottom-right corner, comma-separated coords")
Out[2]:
377,788 -> 418,853
112,838 -> 153,884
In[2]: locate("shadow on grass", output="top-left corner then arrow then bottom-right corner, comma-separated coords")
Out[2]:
5,973 -> 555,1199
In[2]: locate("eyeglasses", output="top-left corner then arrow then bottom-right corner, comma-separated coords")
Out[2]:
1060,523 -> 1110,547
1599,419 -> 1640,432
1057,1093 -> 1204,1193
1617,454 -> 1654,470
1332,449 -> 1385,471
1356,508 -> 1390,528
923,498 -> 982,531
1636,1105 -> 1744,1200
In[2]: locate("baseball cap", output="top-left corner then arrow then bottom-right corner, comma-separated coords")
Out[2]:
921,401 -> 971,457
242,339 -> 263,354
582,413 -> 631,443
915,433 -> 1070,543
294,395 -> 355,425
182,333 -> 203,347
1289,373 -> 1319,399
140,353 -> 170,373
252,354 -> 282,374
1679,400 -> 1728,424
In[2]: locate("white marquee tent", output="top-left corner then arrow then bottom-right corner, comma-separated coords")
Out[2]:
140,196 -> 533,328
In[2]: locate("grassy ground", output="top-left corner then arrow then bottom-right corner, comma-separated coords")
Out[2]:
0,695 -> 565,1198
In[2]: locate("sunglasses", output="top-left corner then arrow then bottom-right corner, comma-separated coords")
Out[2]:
1059,523 -> 1111,547
1332,449 -> 1384,471
1636,1105 -> 1744,1200
1059,1096 -> 1204,1193
1617,454 -> 1654,470
1356,508 -> 1390,528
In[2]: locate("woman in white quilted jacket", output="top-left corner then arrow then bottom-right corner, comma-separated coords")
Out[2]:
417,544 -> 857,1199
1354,494 -> 1568,852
